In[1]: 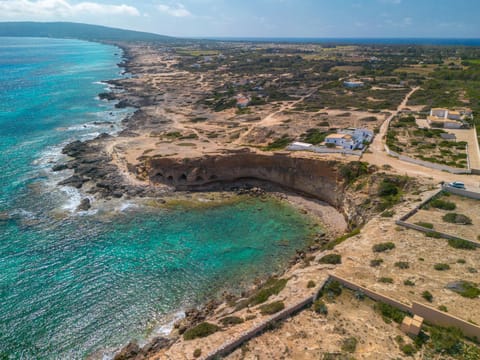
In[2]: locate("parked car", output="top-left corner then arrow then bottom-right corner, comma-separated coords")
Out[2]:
448,181 -> 466,189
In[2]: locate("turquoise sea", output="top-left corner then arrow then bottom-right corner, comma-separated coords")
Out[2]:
0,38 -> 317,359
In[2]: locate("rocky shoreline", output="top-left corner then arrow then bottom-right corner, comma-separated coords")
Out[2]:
54,42 -> 349,359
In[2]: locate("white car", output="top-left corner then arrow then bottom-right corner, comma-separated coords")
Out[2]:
448,181 -> 466,189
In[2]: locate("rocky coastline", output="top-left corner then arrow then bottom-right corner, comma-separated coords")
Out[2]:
54,42 -> 353,359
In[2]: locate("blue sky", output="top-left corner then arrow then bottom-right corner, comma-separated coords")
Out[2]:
0,0 -> 479,38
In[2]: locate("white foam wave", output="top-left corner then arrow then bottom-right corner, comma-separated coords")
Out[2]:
60,186 -> 82,213
158,311 -> 185,336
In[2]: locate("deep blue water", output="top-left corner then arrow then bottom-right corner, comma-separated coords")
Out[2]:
199,37 -> 480,46
0,37 -> 317,359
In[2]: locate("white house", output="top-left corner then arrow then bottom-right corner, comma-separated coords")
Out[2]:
325,128 -> 373,150
325,133 -> 356,149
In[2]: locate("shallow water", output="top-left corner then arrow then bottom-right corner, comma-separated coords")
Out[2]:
0,37 -> 318,358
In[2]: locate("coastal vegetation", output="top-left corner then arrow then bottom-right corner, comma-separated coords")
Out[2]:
183,322 -> 221,341
235,277 -> 288,310
318,254 -> 342,265
259,301 -> 285,315
373,242 -> 396,253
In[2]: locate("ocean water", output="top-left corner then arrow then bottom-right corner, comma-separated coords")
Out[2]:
0,38 -> 317,358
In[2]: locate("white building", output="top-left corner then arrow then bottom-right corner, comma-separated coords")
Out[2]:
288,142 -> 314,151
325,128 -> 373,150
427,108 -> 470,129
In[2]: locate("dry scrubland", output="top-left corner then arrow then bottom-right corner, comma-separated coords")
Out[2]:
88,41 -> 480,359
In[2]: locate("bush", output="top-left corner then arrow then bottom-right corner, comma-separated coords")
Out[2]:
395,261 -> 410,269
193,349 -> 202,358
183,322 -> 221,340
448,238 -> 477,250
312,299 -> 328,315
370,259 -> 383,267
430,199 -> 456,210
447,280 -> 480,298
373,242 -> 396,252
259,301 -> 285,315
379,277 -> 394,284
220,316 -> 244,326
430,326 -> 464,355
442,213 -> 472,225
237,278 -> 288,309
319,254 -> 342,265
341,337 -> 358,353
434,263 -> 451,271
425,231 -> 442,238
320,280 -> 343,298
400,343 -> 417,356
378,180 -> 400,197
375,302 -> 406,324
414,222 -> 434,229
438,305 -> 448,312
404,279 -> 415,286
422,291 -> 433,302
307,280 -> 316,288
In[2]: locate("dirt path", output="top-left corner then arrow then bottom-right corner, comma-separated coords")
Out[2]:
236,88 -> 318,144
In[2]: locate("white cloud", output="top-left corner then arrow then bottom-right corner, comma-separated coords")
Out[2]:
157,3 -> 192,17
0,0 -> 140,19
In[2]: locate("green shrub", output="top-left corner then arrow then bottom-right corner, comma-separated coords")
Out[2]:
442,213 -> 472,225
434,263 -> 450,271
312,299 -> 328,315
395,261 -> 410,269
262,135 -> 292,151
448,238 -> 476,250
307,280 -> 316,288
259,301 -> 285,315
400,343 -> 417,356
430,326 -> 463,355
320,280 -> 342,298
319,254 -> 342,265
447,280 -> 480,298
430,199 -> 456,210
438,305 -> 448,312
237,278 -> 288,309
193,349 -> 202,358
370,259 -> 383,267
404,279 -> 415,286
375,302 -> 406,324
457,259 -> 466,264
183,322 -> 221,340
379,277 -> 394,284
220,316 -> 244,326
378,180 -> 400,197
422,291 -> 433,302
414,222 -> 434,229
341,337 -> 358,353
373,242 -> 395,252
426,231 -> 442,238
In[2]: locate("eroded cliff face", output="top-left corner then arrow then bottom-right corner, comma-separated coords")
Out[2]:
136,150 -> 342,207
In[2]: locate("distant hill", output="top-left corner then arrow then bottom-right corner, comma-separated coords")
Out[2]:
0,22 -> 174,42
